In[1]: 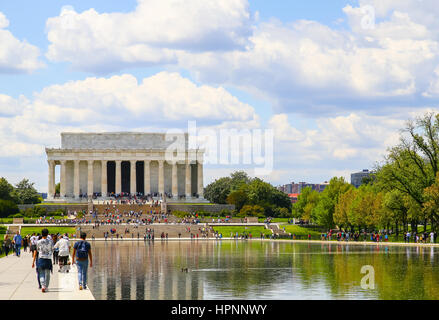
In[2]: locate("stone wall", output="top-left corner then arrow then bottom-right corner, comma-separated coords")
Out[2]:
19,204 -> 88,213
167,204 -> 235,214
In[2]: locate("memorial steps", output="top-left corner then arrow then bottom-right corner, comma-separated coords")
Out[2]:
92,204 -> 161,215
79,224 -> 213,239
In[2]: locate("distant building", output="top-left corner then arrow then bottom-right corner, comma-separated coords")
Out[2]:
277,181 -> 329,196
288,193 -> 299,204
351,169 -> 371,188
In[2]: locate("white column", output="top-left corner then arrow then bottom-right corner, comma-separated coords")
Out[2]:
60,160 -> 67,198
158,160 -> 165,196
197,161 -> 204,198
74,160 -> 80,198
144,160 -> 150,195
172,162 -> 178,198
101,160 -> 108,197
130,160 -> 137,195
185,162 -> 192,197
88,160 -> 94,197
115,160 -> 122,194
48,160 -> 55,199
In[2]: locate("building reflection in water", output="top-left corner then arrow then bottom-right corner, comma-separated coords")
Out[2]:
88,240 -> 439,300
89,240 -> 204,300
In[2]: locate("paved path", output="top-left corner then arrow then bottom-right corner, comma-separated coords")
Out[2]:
0,251 -> 94,300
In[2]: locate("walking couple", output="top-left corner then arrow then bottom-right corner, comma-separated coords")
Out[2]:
31,229 -> 92,292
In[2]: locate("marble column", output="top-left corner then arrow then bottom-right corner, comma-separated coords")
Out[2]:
130,160 -> 137,195
88,160 -> 94,197
185,162 -> 192,197
172,162 -> 178,198
115,160 -> 122,194
158,160 -> 165,196
74,160 -> 80,198
47,160 -> 55,199
197,161 -> 204,198
144,160 -> 151,195
101,160 -> 108,197
60,160 -> 67,198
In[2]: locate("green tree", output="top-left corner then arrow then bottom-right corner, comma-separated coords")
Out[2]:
313,177 -> 352,229
292,187 -> 319,221
0,177 -> 14,200
0,199 -> 19,218
423,173 -> 439,232
204,177 -> 232,204
11,179 -> 41,204
230,171 -> 251,191
227,187 -> 249,213
238,205 -> 265,218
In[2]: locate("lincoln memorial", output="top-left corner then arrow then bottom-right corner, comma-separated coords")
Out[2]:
45,132 -> 205,202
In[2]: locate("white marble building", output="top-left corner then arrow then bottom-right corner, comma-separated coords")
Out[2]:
45,132 -> 205,202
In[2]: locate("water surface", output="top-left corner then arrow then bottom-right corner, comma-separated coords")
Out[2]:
87,240 -> 439,300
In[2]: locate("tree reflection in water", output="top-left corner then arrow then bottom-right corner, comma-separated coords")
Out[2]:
87,240 -> 439,300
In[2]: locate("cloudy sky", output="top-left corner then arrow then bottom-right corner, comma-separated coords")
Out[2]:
1,0 -> 438,192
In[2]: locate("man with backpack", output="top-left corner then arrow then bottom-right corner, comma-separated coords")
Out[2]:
72,232 -> 92,290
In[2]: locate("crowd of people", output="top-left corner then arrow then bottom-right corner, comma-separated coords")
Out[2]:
1,229 -> 92,294
317,230 -> 438,243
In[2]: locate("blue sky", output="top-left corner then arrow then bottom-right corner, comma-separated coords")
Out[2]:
0,0 -> 437,192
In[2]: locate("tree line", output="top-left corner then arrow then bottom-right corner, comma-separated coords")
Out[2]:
293,112 -> 439,234
205,113 -> 439,235
0,178 -> 42,218
204,171 -> 292,218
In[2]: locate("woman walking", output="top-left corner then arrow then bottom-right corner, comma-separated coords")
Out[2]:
3,235 -> 11,257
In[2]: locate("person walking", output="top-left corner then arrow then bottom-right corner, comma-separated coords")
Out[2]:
32,229 -> 54,293
13,231 -> 22,257
3,235 -> 11,257
54,235 -> 70,272
72,232 -> 92,290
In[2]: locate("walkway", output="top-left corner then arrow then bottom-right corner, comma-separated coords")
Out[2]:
0,251 -> 94,300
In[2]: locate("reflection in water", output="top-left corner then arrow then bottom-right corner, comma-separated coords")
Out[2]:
87,240 -> 439,300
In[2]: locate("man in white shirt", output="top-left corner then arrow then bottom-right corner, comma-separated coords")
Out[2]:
32,229 -> 54,293
30,233 -> 38,254
54,235 -> 70,272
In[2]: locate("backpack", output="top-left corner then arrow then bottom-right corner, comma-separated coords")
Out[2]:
76,241 -> 89,259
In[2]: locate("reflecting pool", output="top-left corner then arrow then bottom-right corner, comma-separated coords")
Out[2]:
87,240 -> 439,300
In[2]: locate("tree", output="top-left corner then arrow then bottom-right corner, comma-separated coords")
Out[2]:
313,177 -> 352,229
204,171 -> 252,204
55,183 -> 60,195
238,205 -> 265,218
0,199 -> 19,218
230,171 -> 251,191
204,177 -> 232,204
0,177 -> 14,200
11,179 -> 41,204
292,187 -> 319,221
227,187 -> 249,213
423,172 -> 439,232
335,188 -> 356,229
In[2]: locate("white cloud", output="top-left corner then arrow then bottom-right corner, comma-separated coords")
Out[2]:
45,0 -> 252,73
0,12 -> 9,29
0,11 -> 44,73
0,71 -> 258,158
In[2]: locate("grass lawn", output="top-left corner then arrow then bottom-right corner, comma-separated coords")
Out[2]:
213,226 -> 272,237
20,226 -> 76,237
282,225 -> 322,239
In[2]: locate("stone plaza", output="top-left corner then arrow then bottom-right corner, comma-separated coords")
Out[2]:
45,132 -> 205,202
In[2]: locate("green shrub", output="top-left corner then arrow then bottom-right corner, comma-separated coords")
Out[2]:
0,200 -> 19,218
219,209 -> 232,217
